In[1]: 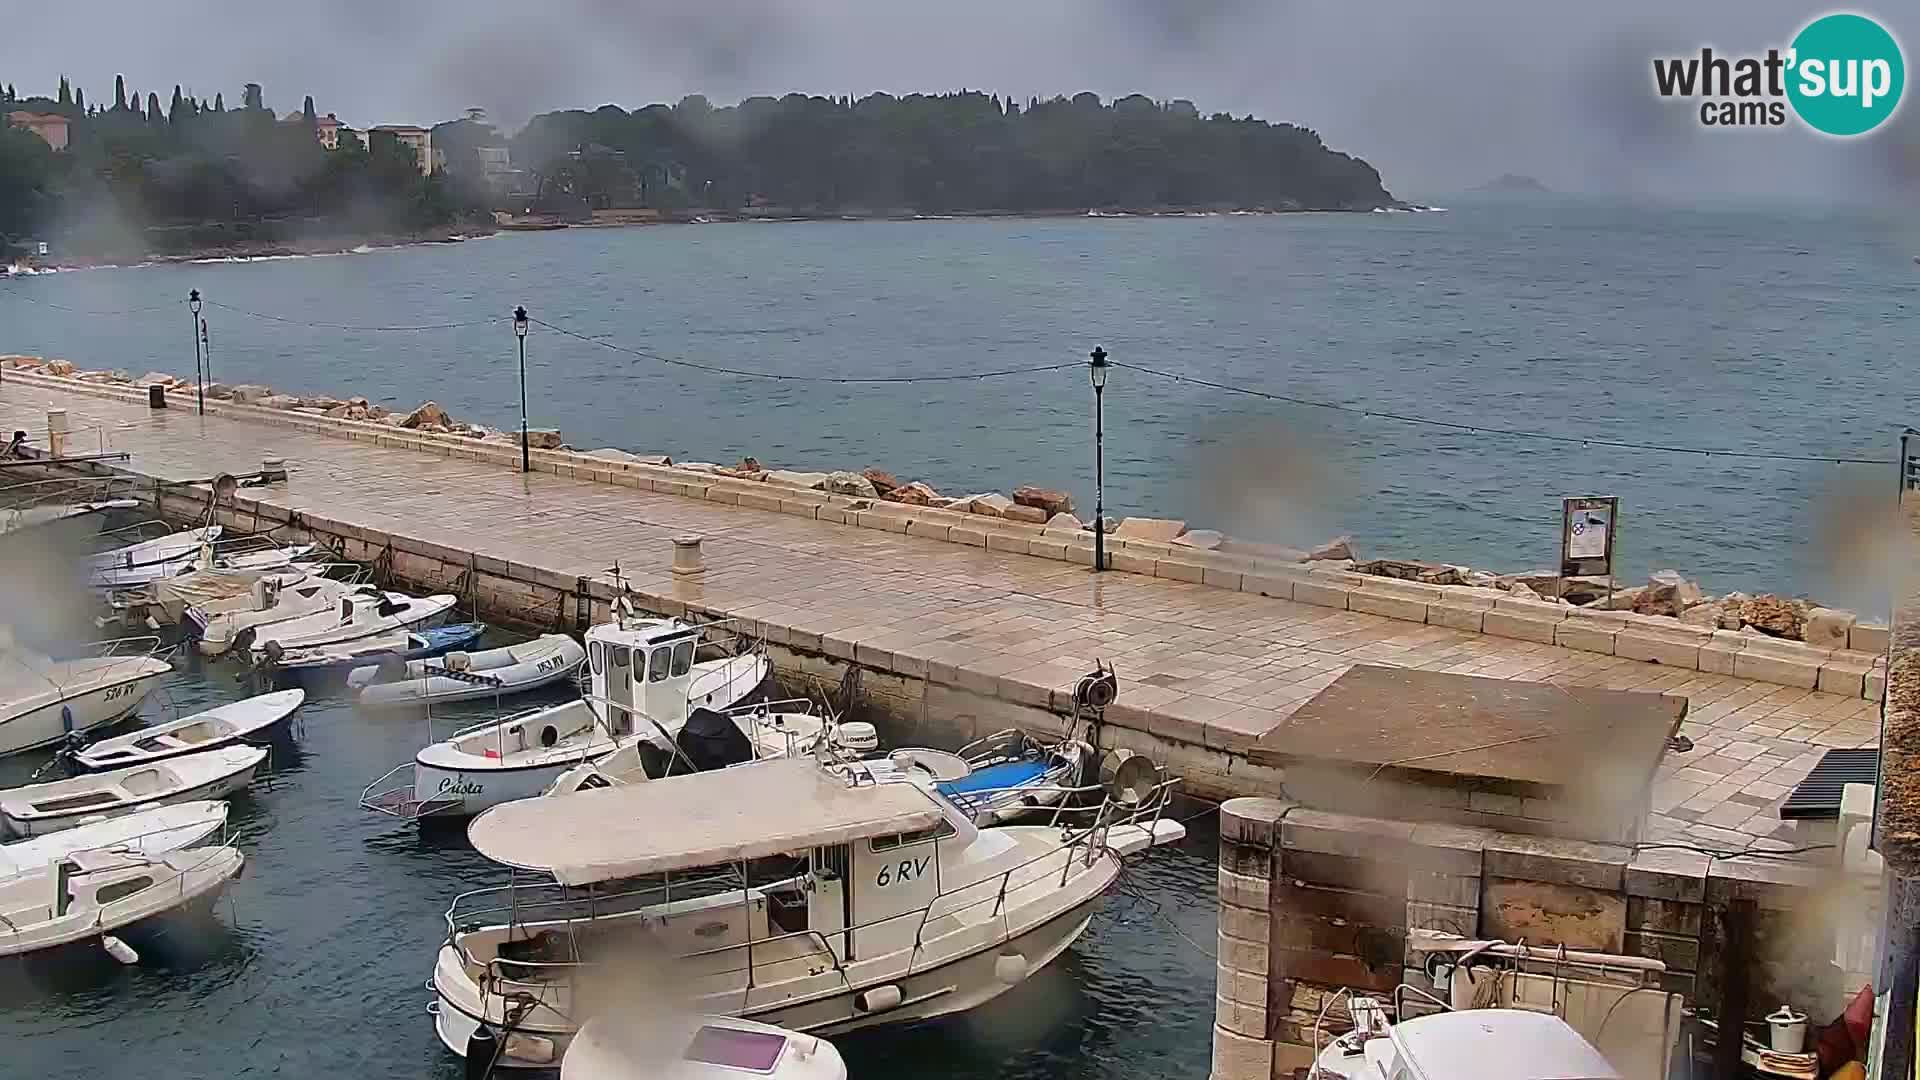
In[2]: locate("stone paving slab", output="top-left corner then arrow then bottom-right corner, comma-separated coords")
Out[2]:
0,380 -> 1879,853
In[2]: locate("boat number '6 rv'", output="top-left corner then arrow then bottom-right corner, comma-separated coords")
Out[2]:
877,857 -> 931,887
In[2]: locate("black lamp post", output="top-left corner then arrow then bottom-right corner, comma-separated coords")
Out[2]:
188,289 -> 205,415
513,306 -> 530,473
1089,345 -> 1109,572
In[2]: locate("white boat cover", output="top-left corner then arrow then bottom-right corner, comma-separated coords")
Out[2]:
470,757 -> 945,885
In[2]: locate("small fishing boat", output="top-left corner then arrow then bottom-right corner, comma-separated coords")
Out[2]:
188,575 -> 362,656
85,526 -> 220,586
0,801 -> 228,877
362,610 -> 767,821
0,844 -> 245,959
432,754 -> 1188,1068
916,730 -> 1091,825
0,744 -> 268,837
543,702 -> 861,796
0,635 -> 172,758
267,623 -> 486,687
558,1014 -> 847,1080
71,689 -> 304,771
349,634 -> 585,708
239,588 -> 458,660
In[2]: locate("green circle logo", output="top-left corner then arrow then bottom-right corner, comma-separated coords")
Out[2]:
1787,13 -> 1905,136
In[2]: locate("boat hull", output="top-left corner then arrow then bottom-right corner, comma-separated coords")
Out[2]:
0,671 -> 166,758
405,743 -> 624,819
2,759 -> 262,838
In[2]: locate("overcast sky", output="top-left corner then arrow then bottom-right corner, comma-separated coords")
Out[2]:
7,0 -> 1917,200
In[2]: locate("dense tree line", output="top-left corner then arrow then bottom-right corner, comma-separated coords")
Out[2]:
510,91 -> 1393,214
0,78 -> 485,255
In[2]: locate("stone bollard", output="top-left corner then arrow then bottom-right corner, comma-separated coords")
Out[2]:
46,408 -> 68,458
260,457 -> 288,484
147,384 -> 168,410
671,535 -> 706,576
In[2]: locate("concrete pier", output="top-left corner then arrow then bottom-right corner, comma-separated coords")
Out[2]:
0,372 -> 1879,850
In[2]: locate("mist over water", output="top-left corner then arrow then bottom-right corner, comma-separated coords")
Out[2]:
6,199 -> 1914,599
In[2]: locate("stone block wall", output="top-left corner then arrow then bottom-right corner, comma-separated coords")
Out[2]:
1212,799 -> 1878,1080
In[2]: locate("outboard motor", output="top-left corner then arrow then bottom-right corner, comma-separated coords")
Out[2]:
673,707 -> 755,773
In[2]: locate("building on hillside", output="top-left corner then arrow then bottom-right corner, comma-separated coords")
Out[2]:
368,125 -> 436,174
6,111 -> 70,151
280,110 -> 346,150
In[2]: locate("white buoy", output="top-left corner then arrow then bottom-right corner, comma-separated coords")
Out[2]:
102,935 -> 139,965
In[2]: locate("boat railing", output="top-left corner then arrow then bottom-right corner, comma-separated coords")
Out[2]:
79,633 -> 176,663
0,475 -> 136,512
446,870 -> 751,948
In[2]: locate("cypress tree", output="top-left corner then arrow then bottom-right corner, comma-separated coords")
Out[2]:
57,77 -> 71,106
114,74 -> 127,111
148,92 -> 162,124
169,85 -> 186,125
303,95 -> 317,126
213,92 -> 225,113
74,87 -> 85,112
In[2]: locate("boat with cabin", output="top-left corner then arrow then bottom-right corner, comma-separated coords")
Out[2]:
429,752 -> 1187,1068
233,587 -> 457,660
0,800 -> 229,878
0,631 -> 172,758
0,843 -> 245,959
360,610 -> 767,821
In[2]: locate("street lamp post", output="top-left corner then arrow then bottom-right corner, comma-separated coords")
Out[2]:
1089,346 -> 1109,572
514,306 -> 530,474
188,290 -> 205,415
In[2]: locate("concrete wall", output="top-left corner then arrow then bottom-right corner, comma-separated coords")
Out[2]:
1212,798 -> 1879,1080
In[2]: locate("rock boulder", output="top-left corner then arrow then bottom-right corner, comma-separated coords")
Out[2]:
1002,504 -> 1048,524
1045,512 -> 1084,531
964,493 -> 1014,517
1631,570 -> 1703,617
399,401 -> 452,429
1172,529 -> 1224,551
1306,535 -> 1354,561
861,469 -> 901,496
138,372 -> 178,387
825,471 -> 878,498
1012,486 -> 1073,517
1740,594 -> 1808,639
44,359 -> 76,376
229,384 -> 275,404
1804,607 -> 1857,649
1114,517 -> 1187,543
258,395 -> 304,410
884,482 -> 939,506
766,469 -> 829,490
519,428 -> 563,450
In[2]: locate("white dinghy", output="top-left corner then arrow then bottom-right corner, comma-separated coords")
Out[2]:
188,576 -> 367,656
240,588 -> 457,660
558,1014 -> 847,1080
349,634 -> 586,708
72,689 -> 304,771
0,744 -> 268,837
0,844 -> 245,958
0,801 -> 229,877
0,633 -> 172,758
432,755 -> 1188,1068
361,612 -> 768,821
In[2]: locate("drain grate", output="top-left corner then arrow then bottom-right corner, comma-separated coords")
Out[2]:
1779,748 -> 1881,821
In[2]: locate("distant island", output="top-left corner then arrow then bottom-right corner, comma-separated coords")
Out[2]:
1473,173 -> 1551,193
4,80 -> 1396,263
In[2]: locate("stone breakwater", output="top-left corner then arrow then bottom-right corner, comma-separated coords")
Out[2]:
1,354 -> 1889,694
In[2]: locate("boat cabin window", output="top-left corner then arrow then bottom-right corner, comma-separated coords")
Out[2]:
94,876 -> 154,905
610,645 -> 631,673
649,646 -> 671,682
869,821 -> 956,852
671,641 -> 694,677
589,642 -> 603,676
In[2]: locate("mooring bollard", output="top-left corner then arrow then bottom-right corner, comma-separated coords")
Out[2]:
671,535 -> 705,576
46,408 -> 68,458
147,383 -> 168,410
260,457 -> 287,483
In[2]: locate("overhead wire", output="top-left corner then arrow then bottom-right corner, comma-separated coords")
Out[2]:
204,300 -> 495,332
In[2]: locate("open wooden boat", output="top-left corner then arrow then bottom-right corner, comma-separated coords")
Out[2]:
72,689 -> 303,771
0,744 -> 267,838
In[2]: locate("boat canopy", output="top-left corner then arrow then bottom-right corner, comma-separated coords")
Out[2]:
1392,1009 -> 1621,1080
468,757 -> 947,885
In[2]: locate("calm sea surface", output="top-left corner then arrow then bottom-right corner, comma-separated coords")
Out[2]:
0,200 -> 1913,1078
5,198 -> 1917,598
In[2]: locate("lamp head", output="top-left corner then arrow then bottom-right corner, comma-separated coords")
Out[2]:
1089,345 -> 1108,389
188,289 -> 201,314
513,305 -> 528,338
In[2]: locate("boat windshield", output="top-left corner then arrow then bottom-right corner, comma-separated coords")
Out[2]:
685,1026 -> 787,1071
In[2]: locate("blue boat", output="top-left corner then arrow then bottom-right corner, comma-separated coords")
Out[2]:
269,622 -> 486,688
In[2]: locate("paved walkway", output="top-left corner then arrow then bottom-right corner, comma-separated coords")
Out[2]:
0,380 -> 1880,853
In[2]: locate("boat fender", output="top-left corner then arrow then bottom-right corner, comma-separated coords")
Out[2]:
994,953 -> 1029,985
463,1024 -> 499,1080
102,935 -> 139,965
854,985 -> 903,1013
60,705 -> 73,734
540,725 -> 559,748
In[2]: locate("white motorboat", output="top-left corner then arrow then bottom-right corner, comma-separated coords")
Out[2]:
544,702 -> 864,797
0,498 -> 139,538
126,564 -> 335,627
431,754 -> 1188,1068
349,634 -> 586,708
0,743 -> 268,837
0,844 -> 245,958
238,587 -> 457,660
361,610 -> 768,821
0,635 -> 172,758
559,1014 -> 846,1080
86,526 -> 221,587
1308,931 -> 1682,1080
0,801 -> 228,877
872,730 -> 1091,826
72,689 -> 304,771
188,576 -> 362,656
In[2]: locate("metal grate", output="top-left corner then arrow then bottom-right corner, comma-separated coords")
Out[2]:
1779,748 -> 1881,820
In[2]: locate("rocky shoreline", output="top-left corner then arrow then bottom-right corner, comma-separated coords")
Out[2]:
2,357 -> 1886,652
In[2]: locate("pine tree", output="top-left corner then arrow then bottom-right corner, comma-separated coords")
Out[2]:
57,77 -> 71,106
213,92 -> 225,113
148,92 -> 163,125
169,86 -> 186,126
114,74 -> 127,111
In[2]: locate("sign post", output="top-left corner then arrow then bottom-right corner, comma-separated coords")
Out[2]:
1559,496 -> 1620,604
